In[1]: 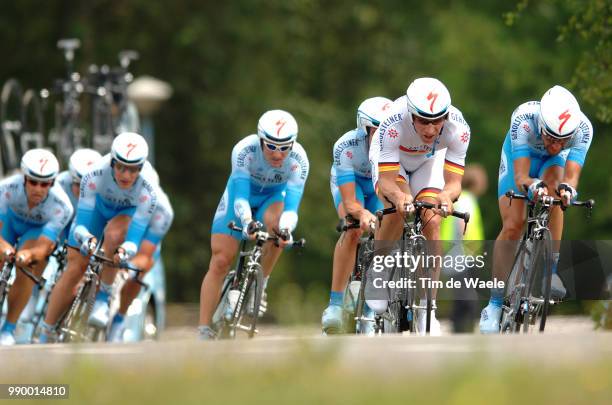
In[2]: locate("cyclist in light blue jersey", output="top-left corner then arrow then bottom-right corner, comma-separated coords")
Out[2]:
199,110 -> 310,339
108,181 -> 173,342
321,97 -> 392,335
56,149 -> 103,242
480,85 -> 594,333
40,133 -> 158,342
0,149 -> 73,345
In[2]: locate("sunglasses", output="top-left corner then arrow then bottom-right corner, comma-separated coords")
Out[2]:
413,115 -> 446,126
26,178 -> 53,188
264,142 -> 293,152
114,162 -> 142,174
541,129 -> 571,145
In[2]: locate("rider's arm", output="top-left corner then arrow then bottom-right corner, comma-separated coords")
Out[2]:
563,117 -> 593,189
562,160 -> 582,189
17,236 -> 55,263
513,157 -> 536,193
41,192 -> 74,247
441,114 -> 470,204
377,170 -> 408,207
279,146 -> 310,232
333,137 -> 365,219
121,180 -> 158,258
338,182 -> 365,218
229,142 -> 253,228
509,116 -> 538,193
73,170 -> 101,244
143,190 -> 174,246
371,124 -> 408,207
0,180 -> 13,254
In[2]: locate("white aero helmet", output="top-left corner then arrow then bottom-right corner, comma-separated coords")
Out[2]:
69,148 -> 103,182
21,149 -> 60,181
539,85 -> 581,139
111,132 -> 149,166
356,97 -> 393,135
257,110 -> 298,144
406,77 -> 451,120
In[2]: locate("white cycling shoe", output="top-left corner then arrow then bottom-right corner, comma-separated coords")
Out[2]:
321,305 -> 343,335
88,299 -> 110,328
358,306 -> 376,336
550,273 -> 567,300
417,309 -> 441,336
0,331 -> 16,346
479,303 -> 502,334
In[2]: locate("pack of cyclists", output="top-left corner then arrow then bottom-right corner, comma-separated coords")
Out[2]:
0,77 -> 595,345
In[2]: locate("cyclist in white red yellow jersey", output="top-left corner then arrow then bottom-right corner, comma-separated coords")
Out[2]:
198,110 -> 309,339
369,77 -> 471,335
39,133 -> 158,342
321,97 -> 392,335
480,85 -> 593,333
0,149 -> 73,345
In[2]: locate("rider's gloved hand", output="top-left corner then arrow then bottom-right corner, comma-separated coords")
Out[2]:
16,250 -> 33,267
278,228 -> 293,247
114,247 -> 129,266
557,183 -> 577,207
2,247 -> 15,263
397,193 -> 415,216
527,179 -> 548,201
435,191 -> 454,218
80,236 -> 97,256
243,220 -> 262,240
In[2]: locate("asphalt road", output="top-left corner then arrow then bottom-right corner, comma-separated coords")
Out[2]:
0,316 -> 610,380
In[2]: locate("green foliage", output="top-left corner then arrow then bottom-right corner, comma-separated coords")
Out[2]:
0,0 -> 609,304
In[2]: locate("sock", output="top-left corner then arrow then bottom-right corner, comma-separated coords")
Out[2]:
1,322 -> 16,334
329,291 -> 343,307
96,282 -> 113,302
112,313 -> 125,325
552,252 -> 560,274
198,325 -> 214,336
40,321 -> 55,332
490,287 -> 504,307
418,299 -> 436,310
263,276 -> 270,291
100,281 -> 113,295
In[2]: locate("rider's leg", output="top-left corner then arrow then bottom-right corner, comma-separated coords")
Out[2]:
198,234 -> 240,327
99,215 -> 131,290
375,176 -> 409,241
4,239 -> 49,325
260,201 -> 285,277
541,164 -> 566,297
117,241 -> 157,316
88,215 -> 131,327
43,248 -> 89,326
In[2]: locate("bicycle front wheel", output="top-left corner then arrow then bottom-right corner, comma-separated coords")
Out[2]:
524,230 -> 553,333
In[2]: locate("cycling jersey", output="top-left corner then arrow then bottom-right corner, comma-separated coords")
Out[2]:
370,96 -> 470,197
0,174 -> 73,247
56,171 -> 78,211
498,101 -> 593,197
330,128 -> 382,213
212,135 -> 309,239
70,154 -> 158,257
